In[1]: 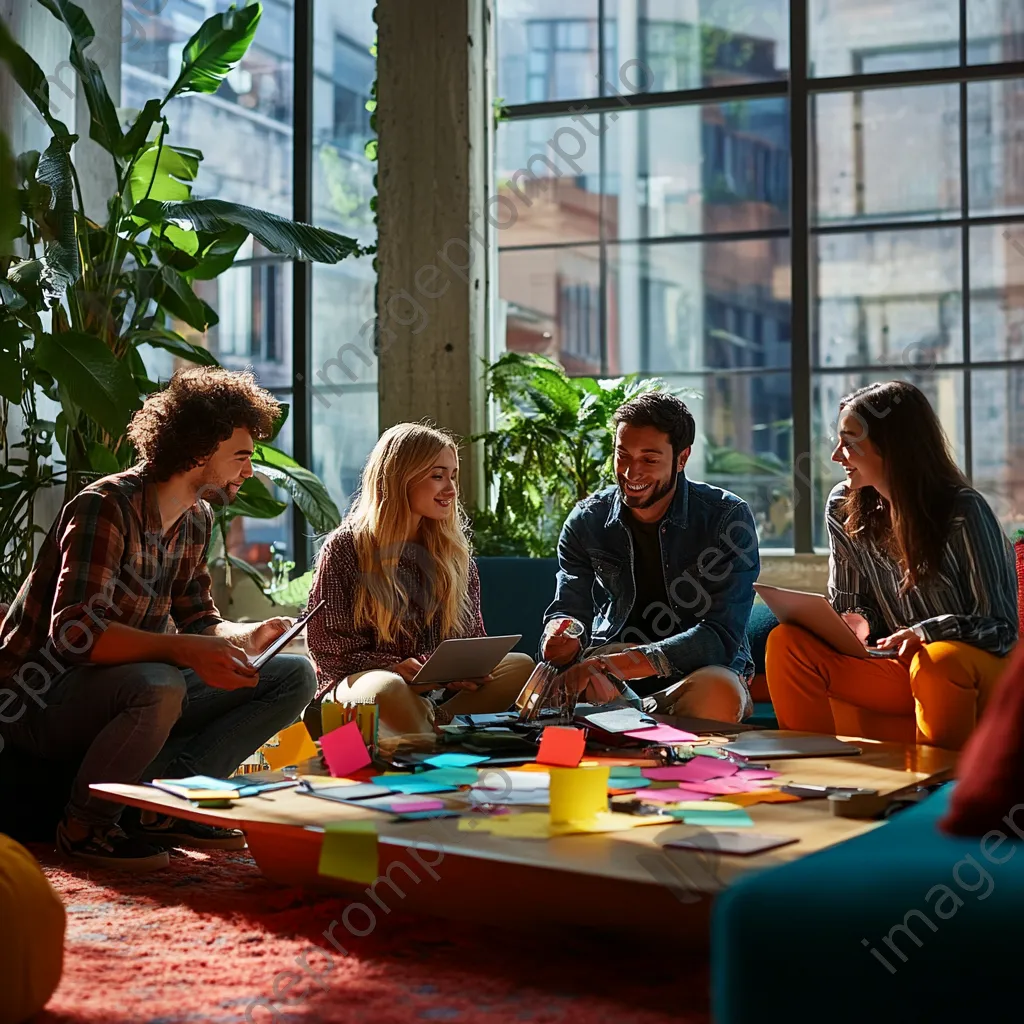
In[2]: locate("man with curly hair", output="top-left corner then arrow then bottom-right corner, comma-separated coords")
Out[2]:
0,368 -> 317,871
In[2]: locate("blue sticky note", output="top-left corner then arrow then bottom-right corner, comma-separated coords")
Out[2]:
370,776 -> 457,794
675,809 -> 755,827
159,775 -> 242,791
414,767 -> 480,786
391,810 -> 462,821
424,753 -> 488,768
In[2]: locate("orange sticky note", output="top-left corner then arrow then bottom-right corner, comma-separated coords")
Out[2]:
718,790 -> 802,807
536,726 -> 586,768
320,720 -> 371,777
262,721 -> 318,770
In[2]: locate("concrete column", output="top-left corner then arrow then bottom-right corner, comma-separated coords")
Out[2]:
375,0 -> 492,508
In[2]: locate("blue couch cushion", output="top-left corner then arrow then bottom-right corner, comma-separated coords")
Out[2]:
475,557 -> 558,656
712,783 -> 1024,1022
746,600 -> 778,675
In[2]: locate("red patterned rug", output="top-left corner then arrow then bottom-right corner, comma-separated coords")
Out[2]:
30,844 -> 710,1024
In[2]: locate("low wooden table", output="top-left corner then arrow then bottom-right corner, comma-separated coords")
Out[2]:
93,732 -> 956,943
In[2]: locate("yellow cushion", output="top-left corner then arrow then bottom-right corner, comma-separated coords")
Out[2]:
0,834 -> 65,1024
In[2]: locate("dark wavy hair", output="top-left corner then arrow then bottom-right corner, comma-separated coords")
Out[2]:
613,390 -> 696,458
127,367 -> 280,481
838,380 -> 966,590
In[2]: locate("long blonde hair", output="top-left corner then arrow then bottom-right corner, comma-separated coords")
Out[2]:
345,422 -> 472,643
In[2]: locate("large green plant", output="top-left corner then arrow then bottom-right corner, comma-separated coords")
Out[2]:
0,1 -> 365,601
470,352 -> 677,557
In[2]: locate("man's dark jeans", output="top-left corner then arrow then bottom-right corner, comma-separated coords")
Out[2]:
3,654 -> 317,826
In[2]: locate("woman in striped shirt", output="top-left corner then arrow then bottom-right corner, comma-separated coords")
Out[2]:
767,381 -> 1019,750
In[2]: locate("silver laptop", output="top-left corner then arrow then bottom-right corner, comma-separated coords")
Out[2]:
753,584 -> 898,659
411,635 -> 522,685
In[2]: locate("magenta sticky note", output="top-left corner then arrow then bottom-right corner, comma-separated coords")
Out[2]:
642,757 -> 739,783
640,787 -> 713,804
677,777 -> 764,796
735,768 -> 780,781
388,799 -> 444,813
320,721 -> 371,777
624,725 -> 699,744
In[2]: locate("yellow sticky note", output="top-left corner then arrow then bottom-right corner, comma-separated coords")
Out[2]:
318,821 -> 379,883
320,702 -> 346,736
459,812 -> 552,838
459,810 -> 667,838
718,790 -> 801,807
551,811 -> 667,835
261,721 -> 318,770
548,765 -> 610,824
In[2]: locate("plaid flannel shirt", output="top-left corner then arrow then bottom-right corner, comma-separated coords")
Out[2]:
0,467 -> 223,691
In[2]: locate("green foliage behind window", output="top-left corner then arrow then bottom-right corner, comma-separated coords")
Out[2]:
469,352 -> 682,557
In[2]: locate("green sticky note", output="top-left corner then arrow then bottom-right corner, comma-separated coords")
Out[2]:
608,776 -> 651,789
675,809 -> 756,828
608,766 -> 645,777
318,820 -> 379,883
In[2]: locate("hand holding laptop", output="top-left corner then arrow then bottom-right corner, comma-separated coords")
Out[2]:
841,612 -> 870,644
873,626 -> 924,657
392,655 -> 489,693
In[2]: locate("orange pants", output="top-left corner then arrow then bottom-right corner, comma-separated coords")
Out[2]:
765,624 -> 1011,751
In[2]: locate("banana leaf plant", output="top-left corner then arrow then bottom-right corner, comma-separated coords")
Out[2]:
470,352 -> 680,557
0,0 -> 361,601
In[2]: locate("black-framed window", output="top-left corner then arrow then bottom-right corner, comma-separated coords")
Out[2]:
496,0 -> 1024,551
121,0 -> 379,574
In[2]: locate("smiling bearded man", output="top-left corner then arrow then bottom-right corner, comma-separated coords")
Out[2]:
0,368 -> 317,871
540,390 -> 761,723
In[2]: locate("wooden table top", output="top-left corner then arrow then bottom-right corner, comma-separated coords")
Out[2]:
92,731 -> 957,893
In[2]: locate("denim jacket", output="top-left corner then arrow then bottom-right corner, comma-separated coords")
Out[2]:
542,477 -> 759,683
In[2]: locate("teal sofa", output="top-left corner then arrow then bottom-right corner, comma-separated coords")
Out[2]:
712,783 -> 1022,1021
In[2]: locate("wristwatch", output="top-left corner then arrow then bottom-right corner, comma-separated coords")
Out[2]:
546,618 -> 584,639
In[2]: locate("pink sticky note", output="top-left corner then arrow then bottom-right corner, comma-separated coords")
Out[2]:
679,777 -> 765,796
320,721 -> 371,777
735,768 -> 780,781
389,799 -> 444,813
640,787 -> 713,804
642,757 -> 740,783
624,725 -> 699,744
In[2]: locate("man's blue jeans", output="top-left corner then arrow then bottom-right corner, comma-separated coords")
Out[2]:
5,655 -> 317,826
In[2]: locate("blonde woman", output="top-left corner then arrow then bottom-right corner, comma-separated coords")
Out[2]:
306,423 -> 534,737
